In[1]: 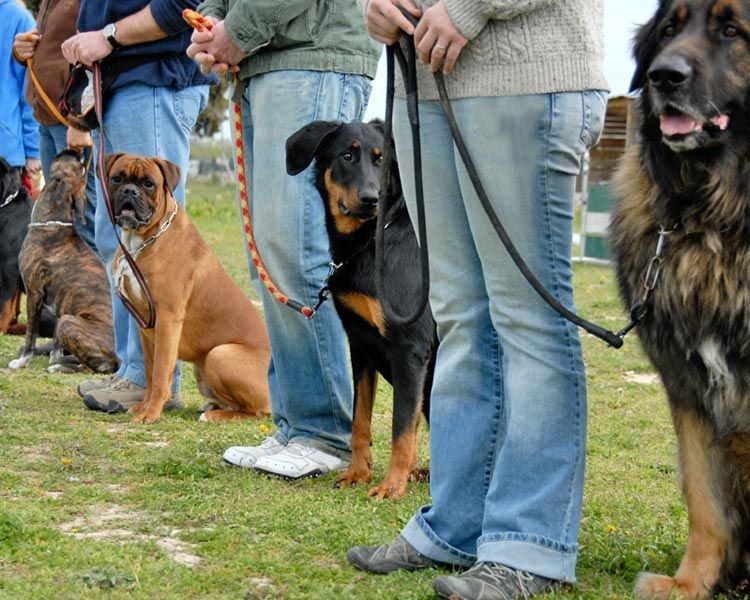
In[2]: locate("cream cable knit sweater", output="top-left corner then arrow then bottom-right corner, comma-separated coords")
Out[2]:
363,0 -> 608,99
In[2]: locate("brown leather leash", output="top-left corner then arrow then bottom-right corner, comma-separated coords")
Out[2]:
93,62 -> 157,329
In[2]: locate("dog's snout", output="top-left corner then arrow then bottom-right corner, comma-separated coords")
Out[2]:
648,54 -> 692,91
360,194 -> 379,207
120,184 -> 140,197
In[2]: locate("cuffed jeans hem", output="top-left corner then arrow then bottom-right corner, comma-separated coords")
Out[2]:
477,539 -> 578,583
401,510 -> 476,567
119,365 -> 181,394
289,435 -> 352,461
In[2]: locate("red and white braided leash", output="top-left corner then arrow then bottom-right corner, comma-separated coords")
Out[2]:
183,9 -> 316,319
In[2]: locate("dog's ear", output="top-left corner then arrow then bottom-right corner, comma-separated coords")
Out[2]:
104,152 -> 127,177
629,1 -> 667,92
74,189 -> 87,225
152,158 -> 181,193
286,121 -> 342,175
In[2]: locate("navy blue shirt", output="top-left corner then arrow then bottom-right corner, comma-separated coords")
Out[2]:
78,0 -> 214,91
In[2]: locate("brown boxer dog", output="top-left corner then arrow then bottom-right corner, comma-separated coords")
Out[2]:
10,150 -> 118,374
105,152 -> 271,424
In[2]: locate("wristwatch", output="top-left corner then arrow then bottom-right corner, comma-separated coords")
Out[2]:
102,23 -> 122,51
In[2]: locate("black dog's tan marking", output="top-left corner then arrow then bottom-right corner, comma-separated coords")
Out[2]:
12,151 -> 117,374
610,1 -> 750,597
287,120 -> 436,500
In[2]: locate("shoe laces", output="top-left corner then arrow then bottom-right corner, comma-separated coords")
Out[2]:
469,563 -> 539,600
110,379 -> 138,391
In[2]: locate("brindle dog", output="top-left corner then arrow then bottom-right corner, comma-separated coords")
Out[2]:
610,1 -> 750,597
10,150 -> 117,374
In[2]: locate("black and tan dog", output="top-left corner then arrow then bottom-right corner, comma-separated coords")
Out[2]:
105,152 -> 271,424
286,120 -> 436,500
610,1 -> 750,597
0,157 -> 32,335
10,150 -> 117,374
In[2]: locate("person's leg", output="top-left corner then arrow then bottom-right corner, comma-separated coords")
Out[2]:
240,71 -> 370,455
91,83 -> 208,393
349,99 -> 498,571
39,124 -> 98,251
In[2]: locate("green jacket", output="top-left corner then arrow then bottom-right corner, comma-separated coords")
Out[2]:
197,0 -> 380,83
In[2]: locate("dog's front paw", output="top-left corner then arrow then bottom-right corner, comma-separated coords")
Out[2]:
367,472 -> 408,501
635,572 -> 710,599
336,464 -> 372,489
132,409 -> 162,425
127,401 -> 148,415
8,351 -> 32,369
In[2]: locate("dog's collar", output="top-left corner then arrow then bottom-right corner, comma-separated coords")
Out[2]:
0,189 -> 20,209
28,220 -> 75,228
117,202 -> 179,262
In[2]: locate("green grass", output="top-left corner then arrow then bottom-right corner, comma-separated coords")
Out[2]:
0,180 -> 688,598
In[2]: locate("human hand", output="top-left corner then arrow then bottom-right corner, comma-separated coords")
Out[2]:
61,30 -> 113,66
186,18 -> 243,76
25,158 -> 41,175
364,0 -> 422,45
67,127 -> 93,151
13,29 -> 40,61
414,1 -> 467,74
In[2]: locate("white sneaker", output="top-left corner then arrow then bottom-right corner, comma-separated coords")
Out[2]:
223,437 -> 285,469
254,442 -> 351,479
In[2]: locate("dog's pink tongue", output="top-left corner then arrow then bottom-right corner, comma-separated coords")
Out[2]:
660,114 -> 699,136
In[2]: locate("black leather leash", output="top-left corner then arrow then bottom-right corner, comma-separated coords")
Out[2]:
379,11 -> 624,348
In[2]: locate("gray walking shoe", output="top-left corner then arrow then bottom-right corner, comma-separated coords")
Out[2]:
347,535 -> 452,574
433,562 -> 557,600
77,374 -> 121,398
82,378 -> 183,414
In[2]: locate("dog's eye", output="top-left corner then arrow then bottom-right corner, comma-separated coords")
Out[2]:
723,24 -> 740,38
374,154 -> 383,166
662,24 -> 676,38
142,179 -> 154,189
111,175 -> 123,185
341,152 -> 353,162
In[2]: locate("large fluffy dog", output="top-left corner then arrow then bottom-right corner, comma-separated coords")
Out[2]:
0,157 -> 32,335
610,1 -> 750,597
106,152 -> 271,424
11,151 -> 117,374
286,120 -> 435,500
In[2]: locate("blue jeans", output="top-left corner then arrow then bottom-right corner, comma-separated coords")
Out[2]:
39,123 -> 97,251
237,70 -> 371,455
93,83 -> 209,391
394,91 -> 607,582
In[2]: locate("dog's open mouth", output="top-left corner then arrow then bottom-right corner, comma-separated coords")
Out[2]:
659,105 -> 730,137
115,200 -> 149,228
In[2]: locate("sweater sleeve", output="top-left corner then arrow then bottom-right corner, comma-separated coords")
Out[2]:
197,0 -> 227,20
150,0 -> 205,36
223,0 -> 316,54
13,10 -> 39,160
443,0 -> 555,41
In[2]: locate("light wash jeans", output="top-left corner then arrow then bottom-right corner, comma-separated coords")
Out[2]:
39,123 -> 97,251
93,83 -> 209,392
394,91 -> 607,583
237,70 -> 371,456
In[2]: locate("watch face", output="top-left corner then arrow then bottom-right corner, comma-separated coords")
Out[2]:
104,23 -> 115,37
